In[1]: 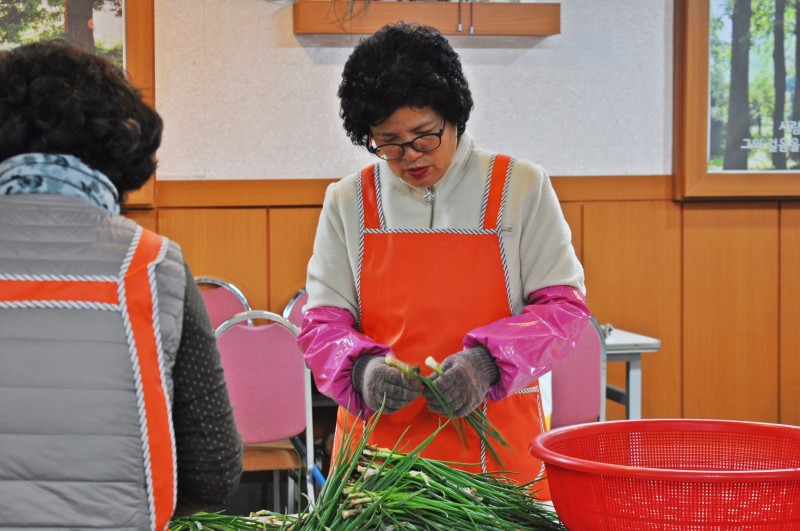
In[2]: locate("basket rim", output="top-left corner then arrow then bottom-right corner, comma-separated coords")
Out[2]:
530,418 -> 800,482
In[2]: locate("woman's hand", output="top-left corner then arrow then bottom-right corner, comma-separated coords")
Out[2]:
352,355 -> 422,413
423,346 -> 499,417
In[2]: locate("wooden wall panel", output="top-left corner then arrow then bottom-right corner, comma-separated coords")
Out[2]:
123,208 -> 157,232
683,203 -> 779,422
553,175 -> 672,202
268,207 -> 322,313
781,203 -> 800,425
158,208 -> 269,311
158,175 -> 666,208
583,201 -> 682,420
157,180 -> 334,207
125,181 -> 154,208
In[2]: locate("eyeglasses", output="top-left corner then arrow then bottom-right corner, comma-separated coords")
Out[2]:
368,120 -> 446,161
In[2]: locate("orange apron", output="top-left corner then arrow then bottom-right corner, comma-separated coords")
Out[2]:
332,155 -> 550,498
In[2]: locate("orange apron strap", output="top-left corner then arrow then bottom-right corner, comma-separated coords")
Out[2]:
360,164 -> 382,230
483,154 -> 511,230
122,227 -> 176,531
0,278 -> 118,306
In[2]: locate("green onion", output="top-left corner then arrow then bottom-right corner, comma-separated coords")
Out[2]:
170,405 -> 562,530
169,511 -> 269,530
386,353 -> 509,468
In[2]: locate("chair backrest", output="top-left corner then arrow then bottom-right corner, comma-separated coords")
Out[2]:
214,310 -> 316,501
550,316 -> 604,429
196,277 -> 252,330
282,287 -> 308,329
215,310 -> 305,443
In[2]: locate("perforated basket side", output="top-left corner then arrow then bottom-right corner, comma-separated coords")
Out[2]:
531,419 -> 800,529
545,462 -> 800,530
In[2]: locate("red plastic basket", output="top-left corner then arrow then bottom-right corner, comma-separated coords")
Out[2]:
530,419 -> 800,530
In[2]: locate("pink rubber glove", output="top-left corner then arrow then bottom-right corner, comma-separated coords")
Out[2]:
464,285 -> 591,400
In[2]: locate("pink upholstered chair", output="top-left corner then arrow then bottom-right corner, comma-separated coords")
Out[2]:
214,310 -> 315,511
195,276 -> 252,330
282,287 -> 308,329
549,316 -> 605,429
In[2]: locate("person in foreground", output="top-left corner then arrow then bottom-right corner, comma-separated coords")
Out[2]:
299,22 -> 591,500
0,41 -> 242,529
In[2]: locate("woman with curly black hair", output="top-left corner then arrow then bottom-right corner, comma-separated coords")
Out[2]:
299,22 -> 592,500
0,41 -> 242,529
0,41 -> 161,197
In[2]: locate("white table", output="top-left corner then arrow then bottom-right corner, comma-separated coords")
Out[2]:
600,327 -> 661,421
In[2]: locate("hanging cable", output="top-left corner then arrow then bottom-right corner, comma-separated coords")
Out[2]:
469,0 -> 474,34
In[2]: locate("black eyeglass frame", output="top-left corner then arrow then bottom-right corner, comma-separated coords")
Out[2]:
367,120 -> 447,161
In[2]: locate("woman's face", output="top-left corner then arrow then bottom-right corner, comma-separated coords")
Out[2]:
369,106 -> 458,189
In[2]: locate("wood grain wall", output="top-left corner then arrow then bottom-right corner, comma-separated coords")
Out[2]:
781,204 -> 800,425
122,176 -> 800,423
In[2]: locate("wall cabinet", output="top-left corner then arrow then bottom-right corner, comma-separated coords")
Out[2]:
293,1 -> 560,36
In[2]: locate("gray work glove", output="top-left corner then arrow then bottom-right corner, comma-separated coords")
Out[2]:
423,346 -> 500,418
352,355 -> 422,413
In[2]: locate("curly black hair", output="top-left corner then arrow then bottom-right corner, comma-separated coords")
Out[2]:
0,40 -> 162,196
338,22 -> 473,148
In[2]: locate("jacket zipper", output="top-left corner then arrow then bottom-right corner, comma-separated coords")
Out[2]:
424,186 -> 435,228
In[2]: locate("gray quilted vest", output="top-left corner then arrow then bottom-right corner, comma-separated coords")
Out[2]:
0,194 -> 186,530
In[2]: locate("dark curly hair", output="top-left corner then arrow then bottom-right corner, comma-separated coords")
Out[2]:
0,40 -> 162,196
338,22 -> 473,148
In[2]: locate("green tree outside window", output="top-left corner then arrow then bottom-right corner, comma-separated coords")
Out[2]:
0,0 -> 123,67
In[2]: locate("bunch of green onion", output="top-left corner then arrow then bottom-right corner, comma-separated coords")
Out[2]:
385,353 -> 509,467
169,411 -> 563,530
169,511 -> 268,530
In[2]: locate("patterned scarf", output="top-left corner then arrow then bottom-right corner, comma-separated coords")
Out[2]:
0,153 -> 120,215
